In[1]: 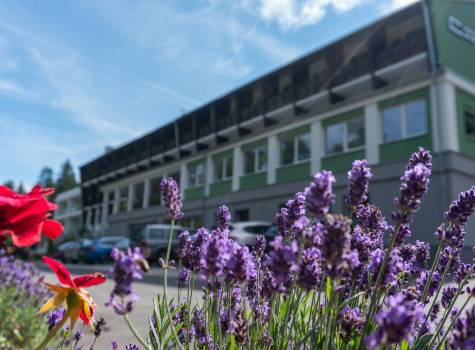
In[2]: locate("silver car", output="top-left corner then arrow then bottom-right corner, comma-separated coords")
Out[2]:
228,221 -> 272,246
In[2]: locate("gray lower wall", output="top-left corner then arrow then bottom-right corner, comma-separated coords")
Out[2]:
106,151 -> 475,251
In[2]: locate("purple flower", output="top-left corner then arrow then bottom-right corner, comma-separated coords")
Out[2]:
407,147 -> 432,170
392,161 -> 431,225
435,223 -> 466,251
320,214 -> 353,278
445,186 -> 475,225
393,224 -> 411,246
346,159 -> 372,208
252,235 -> 266,261
160,177 -> 183,220
180,228 -> 210,273
414,240 -> 430,273
111,341 -> 118,350
47,308 -> 66,331
455,263 -> 473,285
287,192 -> 306,233
365,293 -> 423,349
441,286 -> 457,308
226,245 -> 256,284
416,270 -> 441,303
274,207 -> 290,237
201,236 -> 228,278
298,247 -> 322,290
107,247 -> 146,315
178,267 -> 191,287
265,236 -> 298,290
338,306 -> 365,341
304,170 -> 336,219
125,345 -> 139,350
216,205 -> 231,231
448,305 -> 475,349
191,309 -> 214,349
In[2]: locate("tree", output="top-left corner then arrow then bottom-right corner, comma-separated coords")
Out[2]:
16,182 -> 26,194
56,159 -> 78,193
37,167 -> 55,189
3,180 -> 15,190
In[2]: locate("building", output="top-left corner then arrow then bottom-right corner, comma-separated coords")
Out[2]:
55,187 -> 83,238
81,0 -> 475,249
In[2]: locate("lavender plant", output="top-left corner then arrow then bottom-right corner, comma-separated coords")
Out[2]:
113,148 -> 475,349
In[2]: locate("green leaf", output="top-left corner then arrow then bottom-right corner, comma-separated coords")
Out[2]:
326,276 -> 332,305
401,339 -> 409,350
413,333 -> 433,350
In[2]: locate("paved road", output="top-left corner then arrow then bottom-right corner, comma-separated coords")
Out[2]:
38,263 -> 201,350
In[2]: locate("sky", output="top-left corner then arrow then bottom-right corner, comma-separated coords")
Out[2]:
0,0 -> 417,190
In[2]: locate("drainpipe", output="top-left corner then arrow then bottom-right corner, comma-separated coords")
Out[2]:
422,0 -> 449,231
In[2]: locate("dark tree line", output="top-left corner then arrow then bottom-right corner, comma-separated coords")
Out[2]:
3,159 -> 78,197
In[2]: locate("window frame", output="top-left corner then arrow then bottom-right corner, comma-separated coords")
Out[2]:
464,107 -> 475,140
280,132 -> 311,166
188,162 -> 205,188
325,116 -> 365,156
213,155 -> 233,182
382,98 -> 427,143
243,146 -> 267,175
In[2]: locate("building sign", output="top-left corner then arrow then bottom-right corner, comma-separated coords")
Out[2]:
448,15 -> 475,45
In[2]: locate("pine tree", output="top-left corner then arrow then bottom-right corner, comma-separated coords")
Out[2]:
3,180 -> 15,190
16,182 -> 26,194
56,159 -> 78,193
37,167 -> 55,189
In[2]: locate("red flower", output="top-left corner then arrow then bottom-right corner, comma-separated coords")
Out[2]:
0,185 -> 63,247
39,256 -> 106,329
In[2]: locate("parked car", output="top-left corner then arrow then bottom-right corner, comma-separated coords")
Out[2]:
264,225 -> 279,242
228,221 -> 272,246
132,224 -> 188,264
79,236 -> 126,264
56,241 -> 81,263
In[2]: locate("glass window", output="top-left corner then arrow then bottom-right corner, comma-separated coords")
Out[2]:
383,106 -> 402,142
243,147 -> 267,174
107,191 -> 115,215
347,117 -> 365,149
383,98 -> 427,142
244,150 -> 255,174
118,186 -> 128,213
465,109 -> 475,137
214,155 -> 233,182
149,177 -> 162,207
280,137 -> 295,165
188,162 -> 204,187
148,229 -> 167,239
325,123 -> 344,154
405,99 -> 427,136
297,133 -> 311,161
132,182 -> 144,210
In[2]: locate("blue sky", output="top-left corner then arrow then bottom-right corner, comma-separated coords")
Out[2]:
0,0 -> 415,189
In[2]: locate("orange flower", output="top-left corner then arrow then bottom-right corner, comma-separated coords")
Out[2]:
39,256 -> 106,330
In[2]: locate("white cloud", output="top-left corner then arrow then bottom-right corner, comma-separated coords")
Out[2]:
0,79 -> 28,95
258,0 -> 364,30
380,0 -> 419,13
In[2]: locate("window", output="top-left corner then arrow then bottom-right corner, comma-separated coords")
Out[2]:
118,186 -> 128,213
188,162 -> 204,187
465,109 -> 475,138
214,155 -> 233,182
132,182 -> 144,210
244,147 -> 267,174
235,209 -> 250,222
383,98 -> 427,142
149,177 -> 162,207
325,117 -> 365,155
280,132 -> 311,166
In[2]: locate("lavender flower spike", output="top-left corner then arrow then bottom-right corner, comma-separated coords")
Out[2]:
305,170 -> 336,219
160,177 -> 183,220
216,205 -> 231,231
346,159 -> 372,208
392,151 -> 431,224
445,185 -> 475,226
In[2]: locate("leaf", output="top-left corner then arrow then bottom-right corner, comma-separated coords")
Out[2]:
413,333 -> 433,350
401,339 -> 409,350
326,276 -> 332,305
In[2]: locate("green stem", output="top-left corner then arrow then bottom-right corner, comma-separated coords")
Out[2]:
34,314 -> 68,350
163,219 -> 185,350
420,242 -> 444,304
437,296 -> 472,348
123,313 -> 150,350
428,264 -> 475,348
360,224 -> 400,347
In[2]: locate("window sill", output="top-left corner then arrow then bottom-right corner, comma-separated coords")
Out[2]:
324,147 -> 365,159
278,160 -> 310,170
382,133 -> 428,146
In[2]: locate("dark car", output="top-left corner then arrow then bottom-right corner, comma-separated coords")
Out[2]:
79,236 -> 126,264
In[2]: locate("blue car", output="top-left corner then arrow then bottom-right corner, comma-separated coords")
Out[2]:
79,236 -> 128,264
